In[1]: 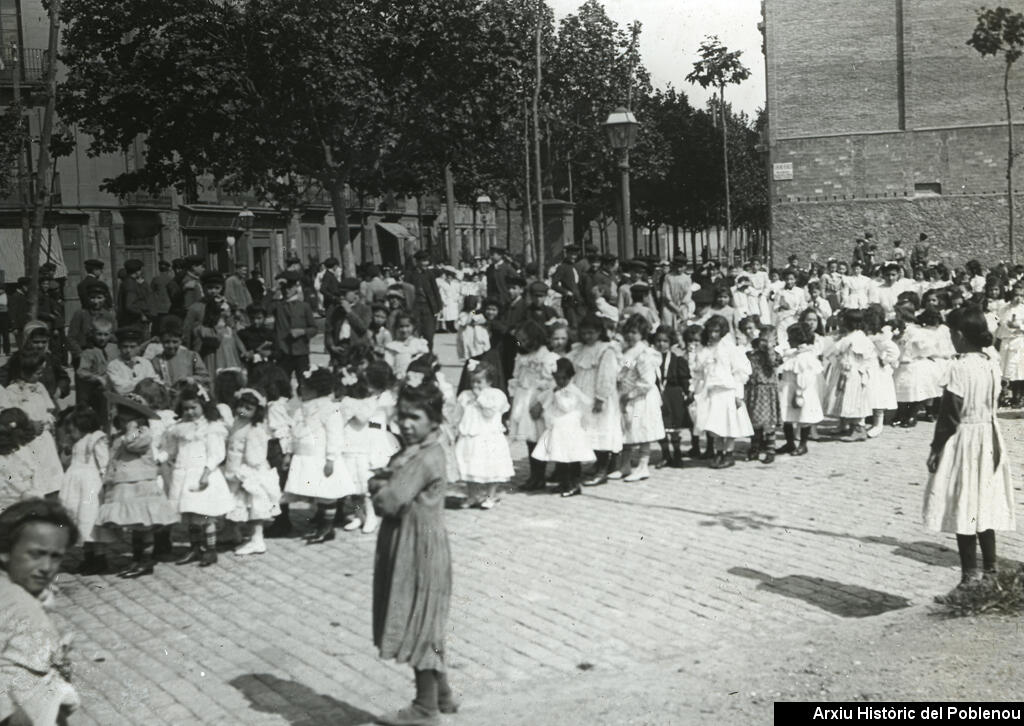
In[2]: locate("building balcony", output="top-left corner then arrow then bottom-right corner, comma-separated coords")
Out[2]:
0,47 -> 47,86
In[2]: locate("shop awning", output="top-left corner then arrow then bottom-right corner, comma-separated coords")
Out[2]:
0,228 -> 67,280
376,222 -> 416,240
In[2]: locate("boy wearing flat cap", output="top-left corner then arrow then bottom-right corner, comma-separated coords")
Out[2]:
270,270 -> 317,379
77,258 -> 110,304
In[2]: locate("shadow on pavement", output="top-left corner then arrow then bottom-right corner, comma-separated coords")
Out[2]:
728,567 -> 911,617
230,673 -> 376,725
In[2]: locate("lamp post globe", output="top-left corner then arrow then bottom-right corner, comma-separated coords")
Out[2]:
603,107 -> 640,259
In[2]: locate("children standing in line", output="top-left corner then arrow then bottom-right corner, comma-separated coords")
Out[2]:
924,306 -> 1016,604
506,321 -> 559,490
616,314 -> 664,481
225,388 -> 281,556
745,331 -> 782,462
531,357 -> 595,498
823,309 -> 876,441
777,323 -> 825,458
569,314 -> 623,486
58,406 -> 110,574
164,383 -> 234,567
370,383 -> 456,726
652,325 -> 691,468
453,361 -> 515,509
692,315 -> 753,469
96,394 -> 179,578
285,368 -> 353,544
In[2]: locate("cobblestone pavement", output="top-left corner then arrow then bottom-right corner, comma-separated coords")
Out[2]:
50,334 -> 1024,724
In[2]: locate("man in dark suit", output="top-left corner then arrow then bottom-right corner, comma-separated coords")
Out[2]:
319,257 -> 343,313
551,245 -> 585,329
408,250 -> 443,349
117,259 -> 152,334
485,246 -> 512,309
271,270 -> 317,380
77,258 -> 110,304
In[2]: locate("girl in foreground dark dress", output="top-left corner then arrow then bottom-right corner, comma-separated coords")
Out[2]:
370,383 -> 457,726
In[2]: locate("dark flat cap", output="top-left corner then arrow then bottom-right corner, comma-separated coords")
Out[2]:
277,270 -> 302,283
84,258 -> 104,270
200,271 -> 224,286
123,259 -> 144,273
115,326 -> 144,342
184,254 -> 205,267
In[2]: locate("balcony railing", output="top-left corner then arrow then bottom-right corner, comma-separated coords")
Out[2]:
0,46 -> 46,86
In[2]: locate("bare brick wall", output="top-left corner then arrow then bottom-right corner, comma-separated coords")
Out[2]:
773,194 -> 1017,265
765,0 -> 1024,263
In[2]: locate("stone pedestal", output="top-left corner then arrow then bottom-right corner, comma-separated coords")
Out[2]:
542,199 -> 575,262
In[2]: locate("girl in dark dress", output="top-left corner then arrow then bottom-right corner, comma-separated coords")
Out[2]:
745,327 -> 783,463
652,325 -> 691,468
371,383 -> 456,726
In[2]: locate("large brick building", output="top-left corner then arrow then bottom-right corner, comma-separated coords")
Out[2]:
763,0 -> 1024,265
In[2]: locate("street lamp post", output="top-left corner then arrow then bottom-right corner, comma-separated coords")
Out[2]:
475,194 -> 492,255
604,107 -> 640,260
234,206 -> 255,267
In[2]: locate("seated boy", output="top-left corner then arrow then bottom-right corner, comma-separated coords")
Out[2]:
106,327 -> 158,394
0,320 -> 71,401
76,314 -> 120,420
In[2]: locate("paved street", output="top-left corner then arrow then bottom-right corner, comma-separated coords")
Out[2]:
51,334 -> 1024,724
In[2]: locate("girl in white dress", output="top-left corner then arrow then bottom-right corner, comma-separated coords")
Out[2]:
778,324 -> 824,458
840,260 -> 873,310
335,365 -> 384,534
455,296 -> 490,361
531,357 -> 595,498
568,314 -> 623,485
866,312 -> 899,439
453,361 -> 514,509
692,314 -> 753,469
924,306 -> 1015,604
225,388 -> 281,556
823,309 -> 877,441
4,353 -> 64,494
507,321 -> 559,490
616,314 -> 664,481
58,406 -> 109,574
385,313 -> 430,379
164,383 -> 233,567
996,283 -> 1024,405
772,269 -> 807,332
285,368 -> 354,544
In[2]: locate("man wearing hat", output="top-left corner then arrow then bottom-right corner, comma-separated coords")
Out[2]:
551,245 -> 585,328
407,250 -> 443,349
270,270 -> 317,378
340,276 -> 371,331
77,258 -> 110,304
319,257 -> 343,312
503,274 -> 529,328
485,246 -> 512,309
589,255 -> 618,305
116,259 -> 152,334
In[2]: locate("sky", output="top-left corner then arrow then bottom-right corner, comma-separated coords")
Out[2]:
548,0 -> 766,118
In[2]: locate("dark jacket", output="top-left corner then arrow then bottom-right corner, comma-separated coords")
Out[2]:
550,263 -> 582,306
408,269 -> 442,314
117,276 -> 151,328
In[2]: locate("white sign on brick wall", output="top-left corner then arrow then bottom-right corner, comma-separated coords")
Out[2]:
773,162 -> 794,181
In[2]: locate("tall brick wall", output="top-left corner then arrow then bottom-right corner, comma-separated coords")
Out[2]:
765,0 -> 1024,263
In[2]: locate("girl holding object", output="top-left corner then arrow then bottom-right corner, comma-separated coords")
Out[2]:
453,361 -> 514,509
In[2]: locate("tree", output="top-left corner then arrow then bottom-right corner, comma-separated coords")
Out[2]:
969,6 -> 1024,263
60,0 -> 529,274
686,35 -> 751,261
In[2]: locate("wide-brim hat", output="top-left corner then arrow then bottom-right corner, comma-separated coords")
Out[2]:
105,392 -> 159,420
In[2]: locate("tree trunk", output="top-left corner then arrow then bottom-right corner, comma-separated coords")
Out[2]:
28,0 -> 61,321
329,178 -> 355,277
1006,59 -> 1016,264
444,164 -> 458,264
522,100 -> 533,262
720,85 -> 732,265
533,0 -> 545,272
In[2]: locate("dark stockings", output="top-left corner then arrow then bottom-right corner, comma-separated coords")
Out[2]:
413,669 -> 439,712
956,530 -> 997,575
131,530 -> 150,563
